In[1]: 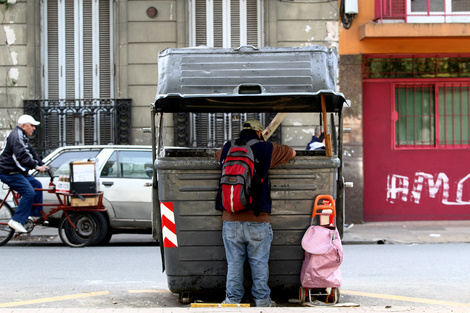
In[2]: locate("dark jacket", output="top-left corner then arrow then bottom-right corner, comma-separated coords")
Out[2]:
0,126 -> 43,176
218,130 -> 274,214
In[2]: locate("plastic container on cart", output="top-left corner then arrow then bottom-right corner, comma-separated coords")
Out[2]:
69,160 -> 99,194
151,45 -> 349,302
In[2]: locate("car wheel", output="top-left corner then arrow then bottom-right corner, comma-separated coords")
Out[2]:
87,211 -> 109,246
100,228 -> 113,245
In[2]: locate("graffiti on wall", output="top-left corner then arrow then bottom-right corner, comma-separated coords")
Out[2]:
387,172 -> 470,205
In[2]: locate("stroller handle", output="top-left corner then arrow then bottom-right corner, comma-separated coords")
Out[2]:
312,194 -> 336,218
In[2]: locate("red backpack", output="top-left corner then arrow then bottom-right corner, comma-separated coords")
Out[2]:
220,139 -> 259,213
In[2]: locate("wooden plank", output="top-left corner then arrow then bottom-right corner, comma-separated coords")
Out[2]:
262,113 -> 288,141
321,95 -> 333,156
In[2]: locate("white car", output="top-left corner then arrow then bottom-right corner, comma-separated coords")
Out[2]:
33,145 -> 153,245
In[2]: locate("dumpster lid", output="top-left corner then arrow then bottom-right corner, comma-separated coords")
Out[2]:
154,90 -> 348,113
153,46 -> 348,113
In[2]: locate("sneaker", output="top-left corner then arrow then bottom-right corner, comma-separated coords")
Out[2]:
8,220 -> 28,233
256,300 -> 276,307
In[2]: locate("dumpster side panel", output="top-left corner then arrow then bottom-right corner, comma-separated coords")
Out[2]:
156,153 -> 339,294
157,158 -> 225,292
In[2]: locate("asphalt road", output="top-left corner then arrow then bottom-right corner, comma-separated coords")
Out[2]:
1,234 -> 469,309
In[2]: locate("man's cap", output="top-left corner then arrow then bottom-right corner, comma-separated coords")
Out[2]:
18,115 -> 40,126
242,119 -> 263,132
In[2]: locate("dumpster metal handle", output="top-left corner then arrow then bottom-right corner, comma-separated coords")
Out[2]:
234,45 -> 259,51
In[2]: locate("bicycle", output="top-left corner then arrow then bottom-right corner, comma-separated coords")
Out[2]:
0,170 -> 106,247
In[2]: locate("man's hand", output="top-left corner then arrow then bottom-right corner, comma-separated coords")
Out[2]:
36,165 -> 49,172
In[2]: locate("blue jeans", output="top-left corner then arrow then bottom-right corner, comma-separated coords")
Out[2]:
0,173 -> 43,224
222,221 -> 273,307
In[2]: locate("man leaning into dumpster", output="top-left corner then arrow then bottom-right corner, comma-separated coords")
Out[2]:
214,119 -> 296,307
0,115 -> 49,233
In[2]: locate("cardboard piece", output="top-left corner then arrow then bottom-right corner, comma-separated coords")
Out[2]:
71,195 -> 99,207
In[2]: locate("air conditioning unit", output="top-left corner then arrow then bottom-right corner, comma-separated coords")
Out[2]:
345,0 -> 358,14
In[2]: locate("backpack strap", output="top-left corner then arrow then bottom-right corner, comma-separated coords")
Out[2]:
246,138 -> 260,147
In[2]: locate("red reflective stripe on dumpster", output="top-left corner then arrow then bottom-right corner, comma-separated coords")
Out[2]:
160,202 -> 178,248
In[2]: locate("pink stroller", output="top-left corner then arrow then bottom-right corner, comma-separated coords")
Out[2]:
299,194 -> 343,305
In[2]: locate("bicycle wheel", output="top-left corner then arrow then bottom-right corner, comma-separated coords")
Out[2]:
58,212 -> 97,248
0,201 -> 15,246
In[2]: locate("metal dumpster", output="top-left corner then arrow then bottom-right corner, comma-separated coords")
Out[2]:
151,46 -> 348,302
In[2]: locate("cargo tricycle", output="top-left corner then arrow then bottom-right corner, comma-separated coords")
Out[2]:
0,168 -> 106,248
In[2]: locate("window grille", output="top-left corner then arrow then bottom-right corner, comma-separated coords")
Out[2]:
394,83 -> 470,149
174,112 -> 281,148
23,98 -> 131,157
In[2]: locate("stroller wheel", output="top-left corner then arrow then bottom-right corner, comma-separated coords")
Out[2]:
299,286 -> 307,304
326,288 -> 340,304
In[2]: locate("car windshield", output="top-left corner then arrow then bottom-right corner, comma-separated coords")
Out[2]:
36,150 -> 101,177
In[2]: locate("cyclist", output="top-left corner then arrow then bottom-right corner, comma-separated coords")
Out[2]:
0,115 -> 49,233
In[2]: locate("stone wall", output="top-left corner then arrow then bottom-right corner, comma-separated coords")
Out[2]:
0,0 -> 39,142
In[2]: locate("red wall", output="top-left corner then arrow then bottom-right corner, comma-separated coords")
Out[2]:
363,81 -> 470,221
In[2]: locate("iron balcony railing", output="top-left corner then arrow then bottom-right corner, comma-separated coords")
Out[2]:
23,98 -> 132,157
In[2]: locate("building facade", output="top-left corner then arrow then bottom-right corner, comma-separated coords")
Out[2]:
4,0 -> 385,223
339,0 -> 470,222
0,0 -> 340,149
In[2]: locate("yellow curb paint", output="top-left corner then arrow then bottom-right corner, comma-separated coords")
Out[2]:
342,290 -> 470,307
0,291 -> 110,308
191,303 -> 250,308
128,290 -> 171,293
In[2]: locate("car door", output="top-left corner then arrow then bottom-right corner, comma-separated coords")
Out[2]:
99,149 -> 152,223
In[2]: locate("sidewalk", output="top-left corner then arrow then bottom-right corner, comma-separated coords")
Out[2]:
342,220 -> 470,245
9,220 -> 470,245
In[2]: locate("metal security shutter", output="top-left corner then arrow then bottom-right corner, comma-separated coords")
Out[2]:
46,1 -> 59,98
83,0 -> 94,98
42,0 -> 113,99
188,0 -> 265,148
246,0 -> 259,46
195,0 -> 207,46
230,1 -> 240,47
65,0 -> 75,98
192,0 -> 262,48
99,0 -> 112,97
213,0 -> 223,47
